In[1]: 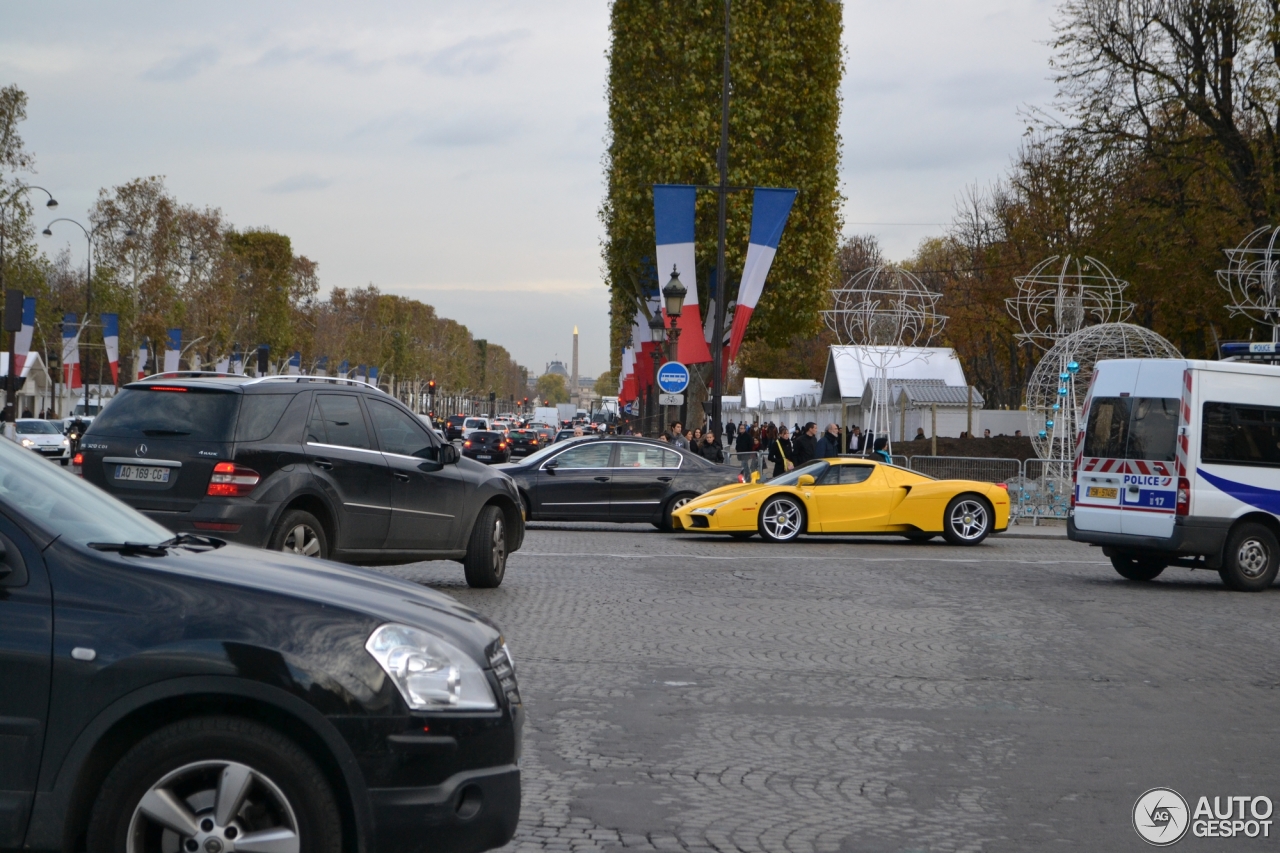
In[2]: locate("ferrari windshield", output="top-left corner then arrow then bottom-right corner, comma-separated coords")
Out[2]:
769,460 -> 830,486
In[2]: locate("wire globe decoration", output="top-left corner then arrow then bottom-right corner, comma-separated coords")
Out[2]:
1217,226 -> 1280,342
1026,323 -> 1181,465
1006,256 -> 1134,350
823,265 -> 946,348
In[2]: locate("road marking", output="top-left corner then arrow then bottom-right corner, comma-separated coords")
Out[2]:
512,551 -> 1109,565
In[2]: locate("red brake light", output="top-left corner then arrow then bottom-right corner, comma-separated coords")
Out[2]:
530,440 -> 538,446
463,440 -> 471,447
995,482 -> 1008,490
72,452 -> 84,466
1176,477 -> 1190,515
148,386 -> 189,392
207,461 -> 260,497
737,473 -> 745,483
498,443 -> 506,449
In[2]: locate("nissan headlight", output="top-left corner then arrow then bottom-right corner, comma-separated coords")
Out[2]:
366,623 -> 496,710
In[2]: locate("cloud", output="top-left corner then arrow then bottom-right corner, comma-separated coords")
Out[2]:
410,30 -> 529,76
413,114 -> 519,148
263,173 -> 332,193
141,46 -> 219,82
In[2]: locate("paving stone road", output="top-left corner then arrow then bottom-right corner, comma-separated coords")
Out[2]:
378,523 -> 1280,852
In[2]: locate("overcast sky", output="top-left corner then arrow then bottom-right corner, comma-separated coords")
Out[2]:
2,0 -> 1058,379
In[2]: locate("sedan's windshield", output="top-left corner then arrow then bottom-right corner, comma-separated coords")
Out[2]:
0,438 -> 172,547
17,420 -> 60,435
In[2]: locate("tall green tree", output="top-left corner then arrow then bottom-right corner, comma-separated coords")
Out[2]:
602,0 -> 843,373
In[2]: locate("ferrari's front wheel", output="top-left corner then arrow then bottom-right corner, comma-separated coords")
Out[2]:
942,495 -> 993,546
758,495 -> 805,543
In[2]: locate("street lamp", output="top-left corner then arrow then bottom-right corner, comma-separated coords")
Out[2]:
1,186 -> 57,425
42,218 -> 136,417
647,311 -> 666,435
661,265 -> 687,363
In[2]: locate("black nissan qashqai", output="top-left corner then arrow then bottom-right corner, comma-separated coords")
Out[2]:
78,374 -> 523,587
0,435 -> 522,853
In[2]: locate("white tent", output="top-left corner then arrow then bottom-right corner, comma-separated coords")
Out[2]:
820,346 -> 969,406
741,377 -> 823,409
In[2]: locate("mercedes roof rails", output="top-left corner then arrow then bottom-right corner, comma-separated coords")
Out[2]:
136,372 -> 386,393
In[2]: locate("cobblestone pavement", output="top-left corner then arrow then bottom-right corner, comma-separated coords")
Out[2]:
377,523 -> 1280,852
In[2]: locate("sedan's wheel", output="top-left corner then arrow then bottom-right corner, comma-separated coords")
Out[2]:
269,510 -> 328,560
1219,523 -> 1280,591
942,495 -> 993,546
659,493 -> 698,532
464,505 -> 507,588
86,717 -> 340,853
1109,553 -> 1166,582
758,495 -> 805,543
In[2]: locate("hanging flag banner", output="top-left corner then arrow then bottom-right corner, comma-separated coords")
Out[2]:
14,297 -> 35,375
101,313 -> 120,384
163,329 -> 182,373
653,185 -> 712,364
231,345 -> 243,375
356,364 -> 367,381
136,338 -> 150,380
315,355 -> 329,376
727,187 -> 797,364
368,366 -> 380,385
338,359 -> 349,378
61,313 -> 82,389
287,351 -> 301,375
215,356 -> 231,373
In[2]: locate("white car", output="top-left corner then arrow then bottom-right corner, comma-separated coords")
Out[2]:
461,417 -> 491,439
15,419 -> 71,464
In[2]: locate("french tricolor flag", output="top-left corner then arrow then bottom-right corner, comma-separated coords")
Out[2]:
14,298 -> 35,375
164,329 -> 182,373
101,313 -> 120,384
653,185 -> 712,364
727,188 -> 797,364
61,314 -> 82,389
136,339 -> 150,380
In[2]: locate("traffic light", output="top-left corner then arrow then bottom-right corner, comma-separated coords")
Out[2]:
489,391 -> 496,404
428,380 -> 436,396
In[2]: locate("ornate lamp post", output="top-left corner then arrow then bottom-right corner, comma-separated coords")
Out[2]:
647,311 -> 666,436
661,266 -> 687,428
1,186 -> 57,425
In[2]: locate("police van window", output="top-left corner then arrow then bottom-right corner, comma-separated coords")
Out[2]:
1084,397 -> 1178,461
1126,398 -> 1179,462
1084,397 -> 1130,459
1202,402 -> 1280,468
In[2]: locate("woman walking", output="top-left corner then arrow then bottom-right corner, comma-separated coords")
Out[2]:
769,426 -> 794,477
701,430 -> 724,463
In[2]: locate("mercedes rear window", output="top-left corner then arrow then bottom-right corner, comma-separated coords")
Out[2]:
86,388 -> 240,442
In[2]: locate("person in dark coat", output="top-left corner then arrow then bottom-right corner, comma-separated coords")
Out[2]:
724,421 -> 736,446
871,436 -> 892,464
815,424 -> 842,458
792,422 -> 818,466
768,426 -> 794,477
735,423 -> 754,453
701,431 -> 725,463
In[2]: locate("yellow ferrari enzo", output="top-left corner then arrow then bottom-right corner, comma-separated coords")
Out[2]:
671,457 -> 1010,545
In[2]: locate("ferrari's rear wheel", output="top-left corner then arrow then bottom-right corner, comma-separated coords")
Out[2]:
942,495 -> 993,546
758,495 -> 805,543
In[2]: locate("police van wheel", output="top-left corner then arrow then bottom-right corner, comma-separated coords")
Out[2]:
1219,523 -> 1280,592
1109,553 -> 1166,582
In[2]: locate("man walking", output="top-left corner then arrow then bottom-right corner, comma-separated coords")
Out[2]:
815,423 -> 842,458
792,422 -> 818,466
669,421 -> 689,449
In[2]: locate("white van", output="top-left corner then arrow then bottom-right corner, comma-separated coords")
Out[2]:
1070,357 -> 1280,590
461,417 -> 491,439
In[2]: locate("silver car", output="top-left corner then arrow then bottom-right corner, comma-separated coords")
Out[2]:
15,419 -> 71,464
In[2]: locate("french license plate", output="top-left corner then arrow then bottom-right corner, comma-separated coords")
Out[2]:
115,464 -> 171,483
477,454 -> 492,461
1087,486 -> 1117,499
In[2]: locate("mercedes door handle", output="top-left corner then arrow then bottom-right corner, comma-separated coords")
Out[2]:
393,472 -> 411,482
313,458 -> 333,470
594,476 -> 611,482
657,476 -> 673,482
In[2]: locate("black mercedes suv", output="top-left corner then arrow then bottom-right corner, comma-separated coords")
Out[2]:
78,374 -> 523,587
0,435 -> 521,853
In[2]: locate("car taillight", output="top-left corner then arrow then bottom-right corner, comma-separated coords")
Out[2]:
72,452 -> 83,466
737,473 -> 745,483
464,440 -> 471,447
1176,477 -> 1190,515
207,462 -> 260,497
996,483 -> 1008,490
498,443 -> 506,449
530,440 -> 538,446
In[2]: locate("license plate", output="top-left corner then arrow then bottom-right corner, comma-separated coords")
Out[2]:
1086,486 -> 1117,499
477,454 -> 492,461
115,464 -> 171,483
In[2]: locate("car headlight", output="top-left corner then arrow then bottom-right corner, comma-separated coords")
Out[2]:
365,623 -> 496,710
692,498 -> 737,516
20,438 -> 34,448
61,438 -> 70,446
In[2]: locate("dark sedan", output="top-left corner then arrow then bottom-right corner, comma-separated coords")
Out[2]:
507,429 -> 542,458
496,436 -> 743,530
463,430 -> 511,464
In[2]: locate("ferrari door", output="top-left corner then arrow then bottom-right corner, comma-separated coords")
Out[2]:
810,464 -> 896,531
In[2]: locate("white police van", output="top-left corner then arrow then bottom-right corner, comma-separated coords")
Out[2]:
1069,357 -> 1280,590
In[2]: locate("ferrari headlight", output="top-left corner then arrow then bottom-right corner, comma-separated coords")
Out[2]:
366,623 -> 496,710
693,498 -> 737,516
